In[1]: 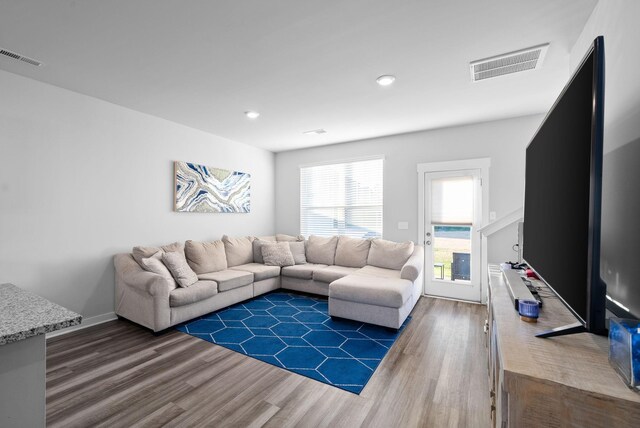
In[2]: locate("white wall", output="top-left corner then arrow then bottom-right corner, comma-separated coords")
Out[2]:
0,70 -> 275,321
571,0 -> 640,317
275,114 -> 543,264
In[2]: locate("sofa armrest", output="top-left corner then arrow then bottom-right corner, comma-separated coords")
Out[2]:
114,253 -> 175,296
401,246 -> 424,282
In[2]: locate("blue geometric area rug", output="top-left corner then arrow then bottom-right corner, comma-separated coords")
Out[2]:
176,291 -> 411,394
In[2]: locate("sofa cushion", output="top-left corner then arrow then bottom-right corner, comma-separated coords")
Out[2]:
198,269 -> 253,292
162,251 -> 199,287
170,280 -> 218,307
222,235 -> 255,267
334,236 -> 371,268
261,242 -> 295,267
330,275 -> 412,308
184,240 -> 227,274
281,263 -> 328,280
306,235 -> 338,265
313,266 -> 360,284
367,239 -> 415,270
355,265 -> 402,279
288,241 -> 307,265
276,233 -> 305,242
132,241 -> 183,266
252,238 -> 276,264
230,263 -> 281,281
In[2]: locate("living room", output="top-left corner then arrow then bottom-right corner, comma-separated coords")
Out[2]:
1,1 -> 639,427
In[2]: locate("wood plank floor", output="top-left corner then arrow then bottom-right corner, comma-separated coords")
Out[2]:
46,297 -> 490,428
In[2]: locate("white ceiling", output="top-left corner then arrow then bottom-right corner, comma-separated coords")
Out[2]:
0,0 -> 598,152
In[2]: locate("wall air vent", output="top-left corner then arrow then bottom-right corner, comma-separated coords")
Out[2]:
0,47 -> 42,67
470,44 -> 548,82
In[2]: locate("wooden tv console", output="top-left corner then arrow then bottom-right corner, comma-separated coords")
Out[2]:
486,265 -> 640,427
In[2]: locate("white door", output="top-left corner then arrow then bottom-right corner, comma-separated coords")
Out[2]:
423,169 -> 482,302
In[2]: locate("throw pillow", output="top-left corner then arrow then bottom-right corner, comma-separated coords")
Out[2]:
222,235 -> 255,267
162,251 -> 199,287
132,241 -> 183,266
306,235 -> 339,265
334,236 -> 371,268
140,251 -> 174,280
367,239 -> 415,270
288,241 -> 307,265
184,240 -> 227,274
261,242 -> 295,267
252,238 -> 273,264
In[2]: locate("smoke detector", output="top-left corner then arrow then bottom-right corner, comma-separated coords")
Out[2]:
0,47 -> 42,67
470,44 -> 548,82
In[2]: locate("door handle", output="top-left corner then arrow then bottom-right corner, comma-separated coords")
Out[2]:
425,240 -> 431,246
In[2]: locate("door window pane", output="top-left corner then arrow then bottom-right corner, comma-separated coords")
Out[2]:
432,225 -> 472,282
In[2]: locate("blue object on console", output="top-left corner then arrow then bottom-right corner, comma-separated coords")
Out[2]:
609,318 -> 640,390
518,299 -> 539,320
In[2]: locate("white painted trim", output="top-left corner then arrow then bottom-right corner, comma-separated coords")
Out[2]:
46,312 -> 117,339
417,157 -> 491,303
478,206 -> 524,236
417,157 -> 491,174
299,154 -> 385,169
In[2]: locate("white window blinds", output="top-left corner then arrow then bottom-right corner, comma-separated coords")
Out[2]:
431,175 -> 474,225
300,158 -> 383,238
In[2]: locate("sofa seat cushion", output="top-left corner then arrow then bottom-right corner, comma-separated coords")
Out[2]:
230,263 -> 281,281
198,269 -> 253,292
170,280 -> 218,307
281,263 -> 328,280
313,266 -> 360,284
355,265 -> 402,279
330,275 -> 412,309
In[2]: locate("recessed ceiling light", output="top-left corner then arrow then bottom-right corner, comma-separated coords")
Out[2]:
303,129 -> 326,135
245,111 -> 260,119
376,75 -> 396,86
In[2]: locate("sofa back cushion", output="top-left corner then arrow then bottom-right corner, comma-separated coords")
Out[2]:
261,242 -> 295,267
132,241 -> 183,266
184,240 -> 227,274
276,233 -> 305,242
253,237 -> 276,264
306,235 -> 339,265
222,235 -> 255,267
334,236 -> 371,268
367,239 -> 415,270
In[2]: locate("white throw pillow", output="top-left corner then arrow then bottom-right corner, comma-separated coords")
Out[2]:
162,251 -> 199,287
261,242 -> 295,267
140,251 -> 174,280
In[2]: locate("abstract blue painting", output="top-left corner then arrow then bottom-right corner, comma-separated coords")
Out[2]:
174,161 -> 250,213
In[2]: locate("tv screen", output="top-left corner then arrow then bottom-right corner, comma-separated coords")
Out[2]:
523,36 -> 606,336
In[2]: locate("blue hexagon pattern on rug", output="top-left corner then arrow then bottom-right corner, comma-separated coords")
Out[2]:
175,291 -> 411,394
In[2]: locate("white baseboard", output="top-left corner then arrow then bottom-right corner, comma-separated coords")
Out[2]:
46,311 -> 118,339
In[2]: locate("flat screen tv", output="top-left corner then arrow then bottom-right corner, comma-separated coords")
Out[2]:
523,36 -> 606,338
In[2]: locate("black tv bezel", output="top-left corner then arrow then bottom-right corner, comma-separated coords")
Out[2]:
522,36 -> 606,336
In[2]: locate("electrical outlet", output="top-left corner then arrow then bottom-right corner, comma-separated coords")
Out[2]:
489,211 -> 497,221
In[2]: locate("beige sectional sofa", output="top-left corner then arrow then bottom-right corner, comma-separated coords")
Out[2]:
114,234 -> 424,332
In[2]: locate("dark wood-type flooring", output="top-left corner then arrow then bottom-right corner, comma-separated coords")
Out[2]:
46,297 -> 490,427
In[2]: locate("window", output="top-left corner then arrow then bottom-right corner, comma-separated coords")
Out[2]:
300,158 -> 383,238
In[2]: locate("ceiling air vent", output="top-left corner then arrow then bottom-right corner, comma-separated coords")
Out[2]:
0,47 -> 42,67
470,44 -> 548,82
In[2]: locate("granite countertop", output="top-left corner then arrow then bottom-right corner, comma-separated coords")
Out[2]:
0,283 -> 82,345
